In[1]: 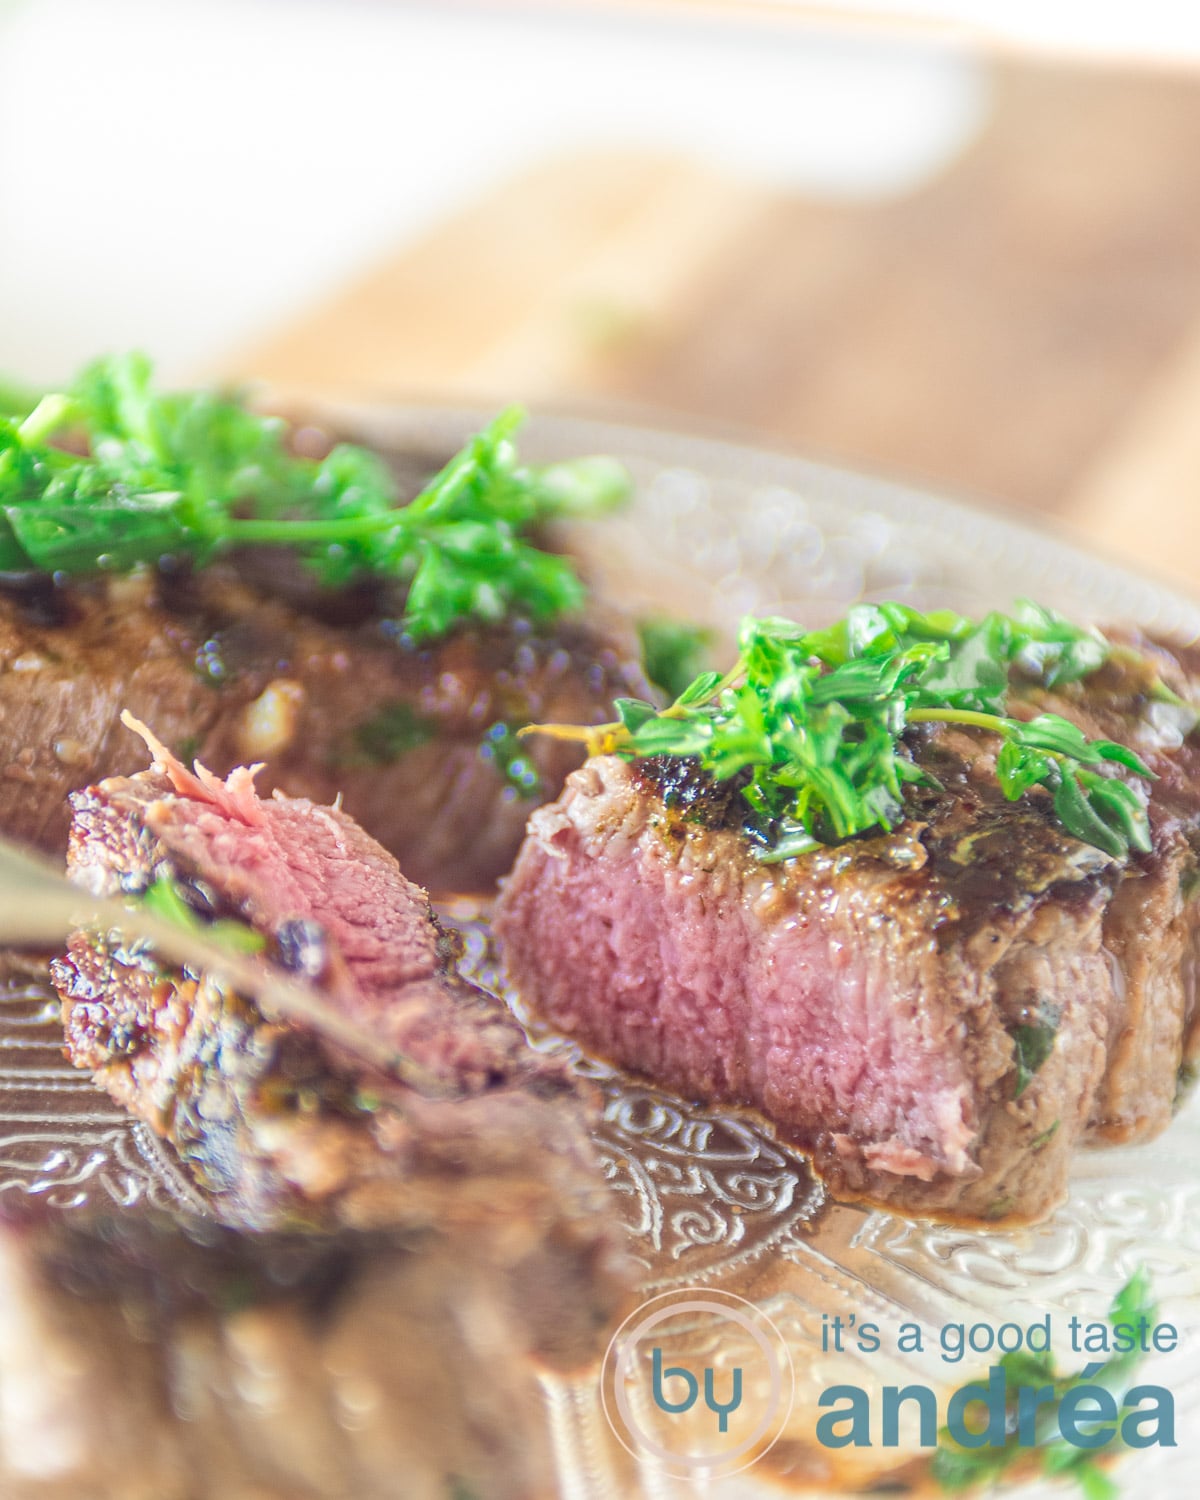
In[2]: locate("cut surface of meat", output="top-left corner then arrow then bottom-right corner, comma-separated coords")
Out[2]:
32,726 -> 635,1495
50,731 -> 622,1269
496,634 -> 1200,1223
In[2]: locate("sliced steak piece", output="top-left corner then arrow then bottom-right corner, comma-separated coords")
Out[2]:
27,720 -> 634,1494
0,1205 -> 606,1500
0,935 -> 628,1498
495,637 -> 1200,1225
0,561 -> 648,892
1009,631 -> 1200,1145
49,726 -> 624,1299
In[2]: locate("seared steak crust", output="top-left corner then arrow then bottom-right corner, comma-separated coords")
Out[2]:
0,564 -> 648,892
35,743 -> 633,1495
50,757 -> 615,1253
496,633 -> 1200,1223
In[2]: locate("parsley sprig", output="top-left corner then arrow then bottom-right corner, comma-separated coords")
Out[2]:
932,1268 -> 1157,1498
637,616 -> 715,699
526,602 -> 1159,861
137,875 -> 266,956
0,354 -> 627,642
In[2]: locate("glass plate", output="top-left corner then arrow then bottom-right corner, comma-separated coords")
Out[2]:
3,406 -> 1197,1498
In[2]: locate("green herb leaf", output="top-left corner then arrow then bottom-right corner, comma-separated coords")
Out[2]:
531,603 -> 1165,863
1010,599 -> 1110,686
998,1346 -> 1059,1389
1109,1265 -> 1154,1340
614,697 -> 659,732
996,737 -> 1055,801
533,455 -> 630,516
914,616 -> 1012,712
138,875 -> 265,956
1053,764 -> 1128,859
1078,770 -> 1153,855
1011,1019 -> 1058,1098
0,354 -> 623,644
932,1268 -> 1157,1497
638,618 -> 715,700
676,669 -> 724,707
631,716 -> 714,757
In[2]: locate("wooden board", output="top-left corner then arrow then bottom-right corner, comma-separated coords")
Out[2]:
229,60 -> 1200,598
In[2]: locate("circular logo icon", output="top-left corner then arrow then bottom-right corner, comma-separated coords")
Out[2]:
599,1287 -> 794,1478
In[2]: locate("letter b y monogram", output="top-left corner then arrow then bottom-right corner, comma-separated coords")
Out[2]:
652,1348 -> 743,1433
652,1347 -> 698,1413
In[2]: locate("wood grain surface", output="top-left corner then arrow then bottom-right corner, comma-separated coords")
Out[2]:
230,60 -> 1200,598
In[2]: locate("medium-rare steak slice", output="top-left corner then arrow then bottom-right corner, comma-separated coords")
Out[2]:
49,722 -> 622,1272
495,632 -> 1200,1225
0,938 -> 624,1499
5,696 -> 634,1500
0,563 -> 648,892
0,1206 -> 603,1500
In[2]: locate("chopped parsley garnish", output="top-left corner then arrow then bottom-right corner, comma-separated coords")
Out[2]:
638,616 -> 715,700
526,602 -> 1159,862
137,875 -> 265,956
479,721 -> 544,799
352,702 -> 435,765
931,1268 -> 1157,1497
0,353 -> 627,643
1011,1018 -> 1059,1098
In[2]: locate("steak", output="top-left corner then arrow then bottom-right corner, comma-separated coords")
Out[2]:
0,1205 -> 603,1500
49,723 -> 624,1262
495,633 -> 1200,1224
23,730 -> 631,1498
0,561 -> 648,892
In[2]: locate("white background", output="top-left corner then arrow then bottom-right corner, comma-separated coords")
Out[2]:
0,0 -> 987,386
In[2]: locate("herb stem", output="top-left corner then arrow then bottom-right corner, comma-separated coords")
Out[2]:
908,707 -> 1014,735
522,662 -> 743,754
0,357 -> 612,643
517,720 -> 622,756
206,512 -> 409,545
524,605 -> 1163,862
18,393 -> 74,446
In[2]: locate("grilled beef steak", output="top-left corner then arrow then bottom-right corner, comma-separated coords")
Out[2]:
17,726 -> 632,1499
0,1205 -> 606,1500
0,563 -> 647,892
50,727 -> 621,1262
495,634 -> 1200,1224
